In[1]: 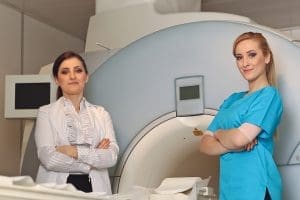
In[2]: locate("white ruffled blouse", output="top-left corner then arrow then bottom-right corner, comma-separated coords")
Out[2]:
35,97 -> 119,194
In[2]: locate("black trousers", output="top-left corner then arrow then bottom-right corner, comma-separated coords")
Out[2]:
67,174 -> 92,193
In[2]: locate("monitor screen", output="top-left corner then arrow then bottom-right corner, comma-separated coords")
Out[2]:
15,83 -> 51,109
179,85 -> 200,100
5,74 -> 56,118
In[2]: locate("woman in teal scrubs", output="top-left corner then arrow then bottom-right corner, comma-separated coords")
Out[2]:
199,32 -> 283,200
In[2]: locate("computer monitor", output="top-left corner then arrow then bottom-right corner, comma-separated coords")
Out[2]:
5,74 -> 56,118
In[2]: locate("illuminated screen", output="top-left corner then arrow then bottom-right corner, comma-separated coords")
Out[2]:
179,85 -> 200,100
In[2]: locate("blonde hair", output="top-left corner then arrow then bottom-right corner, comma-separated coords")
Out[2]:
233,32 -> 276,86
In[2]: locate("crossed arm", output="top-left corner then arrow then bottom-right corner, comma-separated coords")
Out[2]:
199,124 -> 260,156
199,133 -> 230,156
56,138 -> 111,159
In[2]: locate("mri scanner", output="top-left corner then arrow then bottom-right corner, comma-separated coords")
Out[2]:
83,20 -> 300,200
9,1 -> 300,200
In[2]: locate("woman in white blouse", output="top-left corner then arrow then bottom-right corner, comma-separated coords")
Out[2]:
35,51 -> 119,194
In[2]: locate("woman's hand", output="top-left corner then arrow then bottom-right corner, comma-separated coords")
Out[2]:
244,139 -> 258,151
97,138 -> 111,149
56,145 -> 78,159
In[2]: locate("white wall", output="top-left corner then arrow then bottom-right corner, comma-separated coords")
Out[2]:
0,3 -> 22,176
0,3 -> 85,176
23,16 -> 85,74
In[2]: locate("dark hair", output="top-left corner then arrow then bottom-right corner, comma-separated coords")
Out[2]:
52,51 -> 88,99
233,32 -> 276,86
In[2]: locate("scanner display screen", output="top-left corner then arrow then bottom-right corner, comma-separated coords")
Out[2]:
179,85 -> 200,100
15,83 -> 50,109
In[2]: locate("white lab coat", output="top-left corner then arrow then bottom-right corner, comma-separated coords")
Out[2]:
35,97 -> 119,194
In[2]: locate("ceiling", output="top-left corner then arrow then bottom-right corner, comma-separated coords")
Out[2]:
202,0 -> 300,30
1,0 -> 300,41
0,0 -> 95,40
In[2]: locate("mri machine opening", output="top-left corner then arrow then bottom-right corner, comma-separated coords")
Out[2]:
114,112 -> 219,194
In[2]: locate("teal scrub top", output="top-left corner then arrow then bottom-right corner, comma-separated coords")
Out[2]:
208,86 -> 283,200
